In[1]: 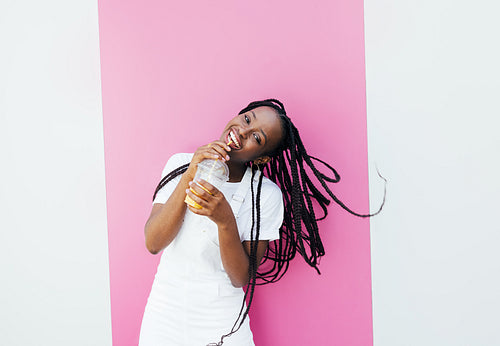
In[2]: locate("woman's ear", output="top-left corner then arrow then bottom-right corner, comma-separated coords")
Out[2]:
253,156 -> 271,165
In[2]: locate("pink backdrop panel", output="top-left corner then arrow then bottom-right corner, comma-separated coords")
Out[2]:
99,1 -> 371,345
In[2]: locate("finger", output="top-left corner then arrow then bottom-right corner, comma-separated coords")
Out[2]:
188,181 -> 212,199
209,140 -> 231,155
209,145 -> 230,162
185,187 -> 209,208
197,147 -> 221,161
194,179 -> 218,196
189,181 -> 213,197
184,192 -> 203,209
206,146 -> 228,162
193,145 -> 219,162
211,140 -> 232,152
204,141 -> 229,152
187,203 -> 208,215
205,142 -> 229,160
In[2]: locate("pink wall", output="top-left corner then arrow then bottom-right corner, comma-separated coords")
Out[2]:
98,1 -> 371,345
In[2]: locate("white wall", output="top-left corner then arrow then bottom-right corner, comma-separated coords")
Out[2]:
0,1 -> 112,345
365,1 -> 500,345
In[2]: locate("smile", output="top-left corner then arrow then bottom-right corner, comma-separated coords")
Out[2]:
228,129 -> 241,149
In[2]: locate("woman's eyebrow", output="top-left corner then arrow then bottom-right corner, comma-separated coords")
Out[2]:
250,111 -> 268,144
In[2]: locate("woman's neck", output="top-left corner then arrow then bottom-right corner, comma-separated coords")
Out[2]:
226,161 -> 246,182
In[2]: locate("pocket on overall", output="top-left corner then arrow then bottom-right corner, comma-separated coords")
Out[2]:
197,219 -> 226,274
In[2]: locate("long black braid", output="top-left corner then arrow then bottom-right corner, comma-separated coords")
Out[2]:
151,98 -> 387,345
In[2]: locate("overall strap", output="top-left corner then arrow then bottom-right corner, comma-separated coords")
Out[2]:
230,166 -> 260,218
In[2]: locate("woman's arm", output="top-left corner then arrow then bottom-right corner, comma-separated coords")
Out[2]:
144,141 -> 231,254
219,222 -> 269,287
144,172 -> 192,254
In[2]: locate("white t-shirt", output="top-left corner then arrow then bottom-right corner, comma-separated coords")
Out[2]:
153,153 -> 283,241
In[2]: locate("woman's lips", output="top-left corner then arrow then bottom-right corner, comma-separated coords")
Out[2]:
227,129 -> 241,149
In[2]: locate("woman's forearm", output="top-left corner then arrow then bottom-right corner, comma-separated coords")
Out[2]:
144,173 -> 192,254
218,220 -> 251,287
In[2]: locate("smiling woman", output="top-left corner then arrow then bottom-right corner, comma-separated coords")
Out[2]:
139,99 -> 385,346
219,107 -> 283,182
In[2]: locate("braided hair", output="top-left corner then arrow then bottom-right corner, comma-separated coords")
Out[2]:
152,98 -> 386,345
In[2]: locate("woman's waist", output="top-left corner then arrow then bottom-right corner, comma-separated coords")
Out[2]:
150,266 -> 244,300
158,240 -> 225,272
156,251 -> 229,282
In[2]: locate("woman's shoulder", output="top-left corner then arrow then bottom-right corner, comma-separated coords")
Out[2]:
160,153 -> 193,177
167,152 -> 194,164
259,175 -> 283,202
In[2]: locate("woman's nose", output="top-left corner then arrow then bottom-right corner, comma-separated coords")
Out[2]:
240,126 -> 251,139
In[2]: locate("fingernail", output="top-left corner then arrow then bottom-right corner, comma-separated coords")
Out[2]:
226,155 -> 230,161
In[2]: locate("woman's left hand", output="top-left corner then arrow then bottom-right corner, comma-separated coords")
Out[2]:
185,179 -> 234,226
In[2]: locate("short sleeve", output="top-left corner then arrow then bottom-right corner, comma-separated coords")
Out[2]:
152,153 -> 193,205
241,181 -> 284,242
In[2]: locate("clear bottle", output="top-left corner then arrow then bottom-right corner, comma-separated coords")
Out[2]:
184,159 -> 229,209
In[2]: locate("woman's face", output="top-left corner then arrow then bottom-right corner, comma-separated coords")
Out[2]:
220,106 -> 283,164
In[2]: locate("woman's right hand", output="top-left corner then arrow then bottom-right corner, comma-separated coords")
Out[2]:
184,140 -> 232,180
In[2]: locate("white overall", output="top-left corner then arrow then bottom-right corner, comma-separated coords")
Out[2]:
139,167 -> 258,346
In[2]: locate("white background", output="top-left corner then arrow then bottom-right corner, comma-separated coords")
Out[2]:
365,1 -> 500,345
0,1 -> 112,345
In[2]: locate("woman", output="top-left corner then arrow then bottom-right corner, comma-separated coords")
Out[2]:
139,99 -> 385,345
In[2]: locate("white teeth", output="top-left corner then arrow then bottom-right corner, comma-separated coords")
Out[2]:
230,130 -> 240,148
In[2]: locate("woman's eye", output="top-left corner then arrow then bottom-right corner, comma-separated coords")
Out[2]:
253,133 -> 261,144
244,115 -> 250,124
